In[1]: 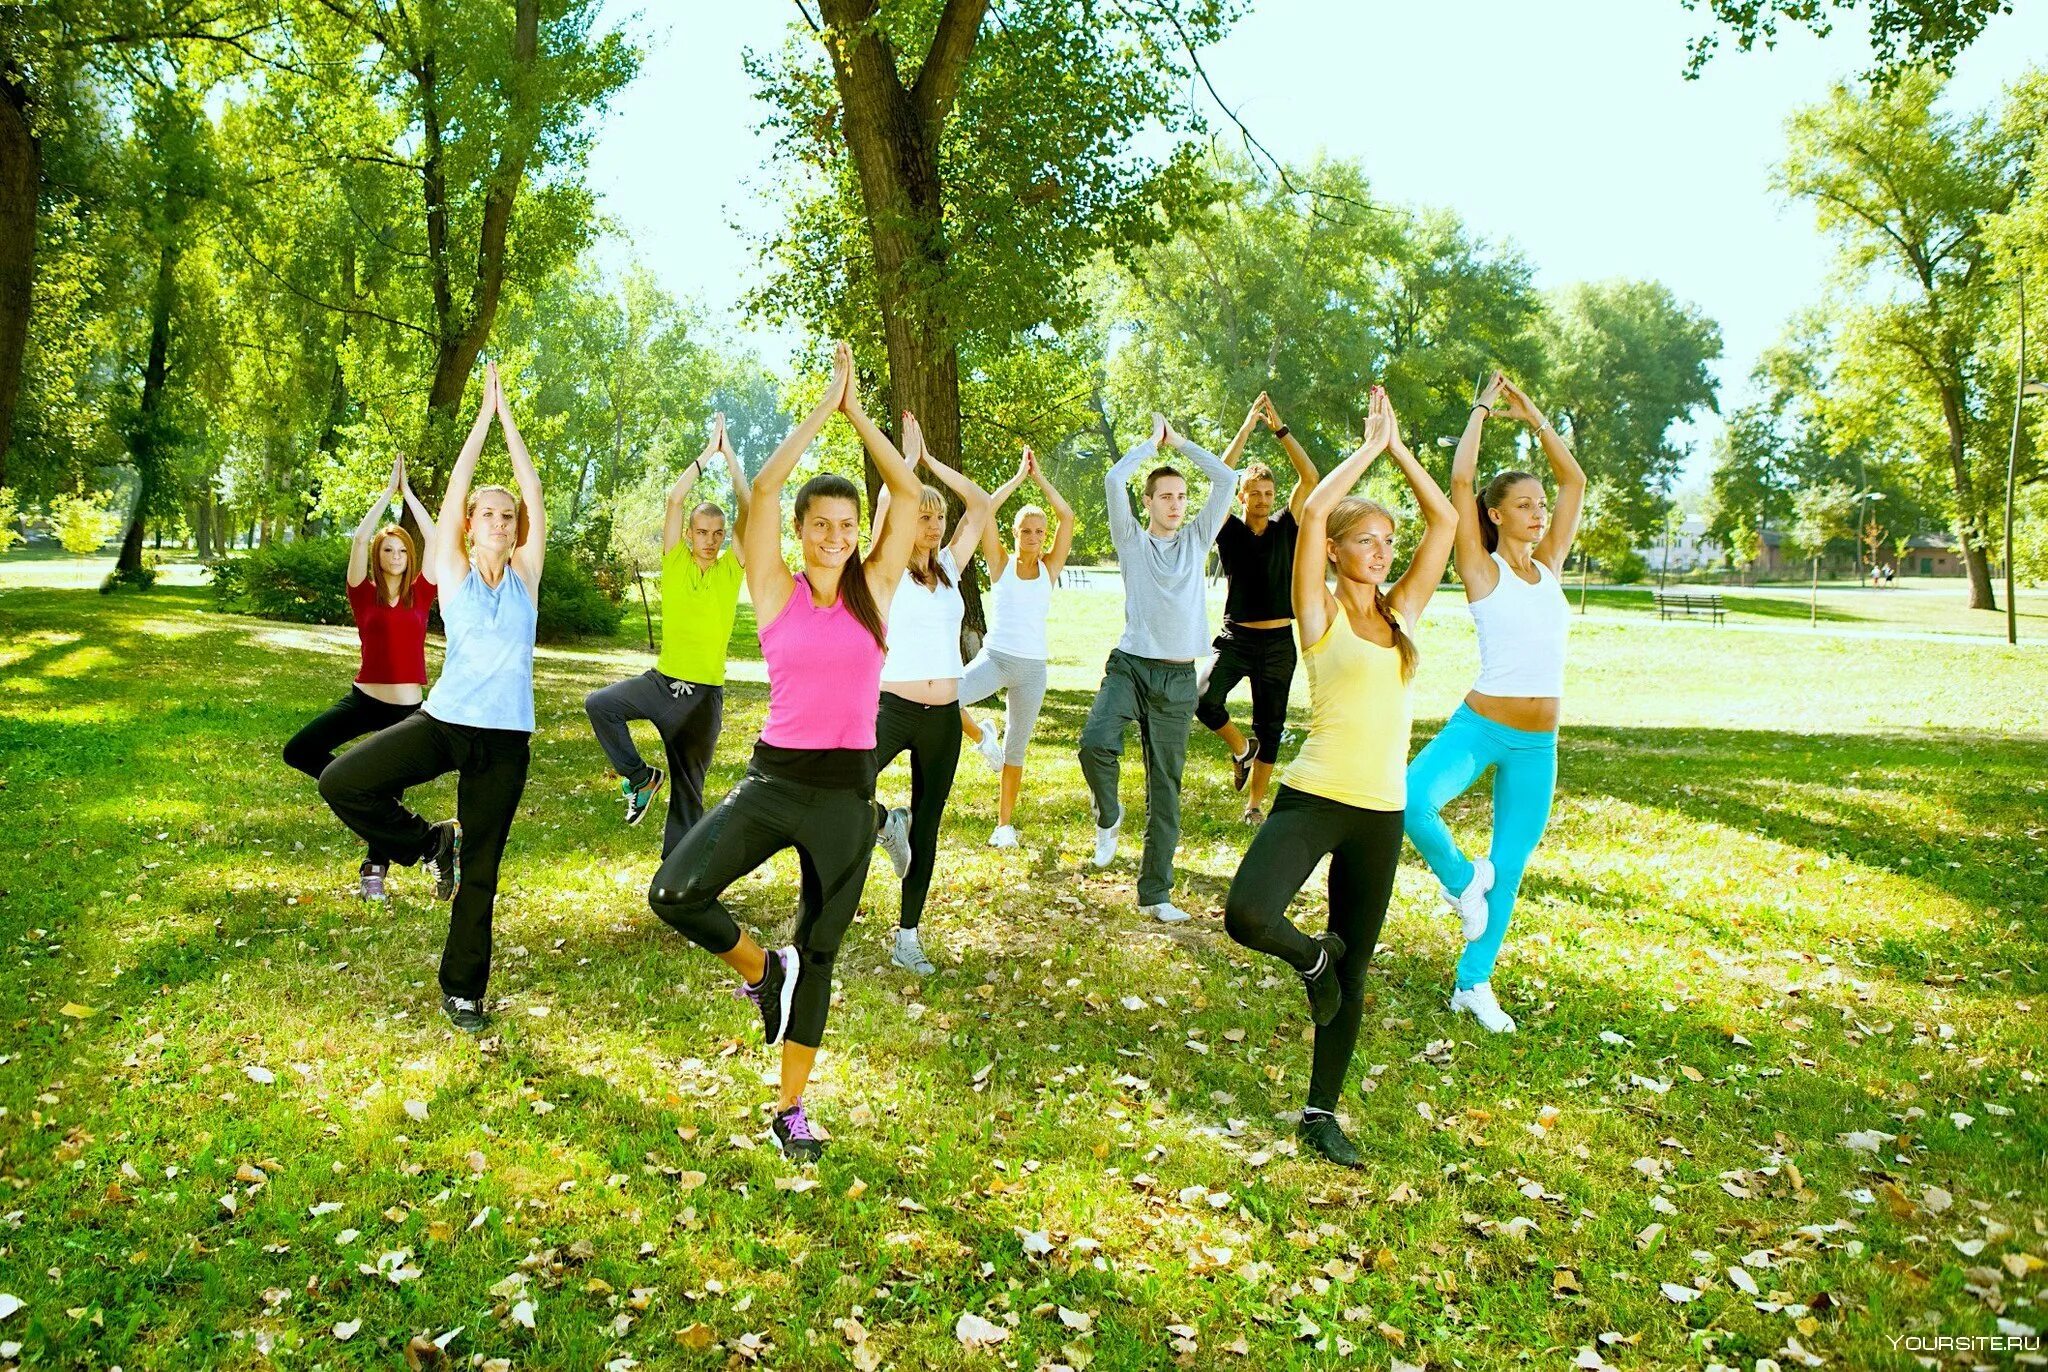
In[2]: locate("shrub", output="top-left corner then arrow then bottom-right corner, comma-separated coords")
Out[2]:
100,564 -> 158,594
211,538 -> 353,624
1606,550 -> 1649,585
536,549 -> 624,643
51,492 -> 115,555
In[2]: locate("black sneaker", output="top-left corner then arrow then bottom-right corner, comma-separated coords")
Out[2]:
623,769 -> 665,827
772,1099 -> 825,1162
734,946 -> 797,1046
442,994 -> 488,1034
1300,1109 -> 1362,1167
1230,742 -> 1256,793
1301,931 -> 1347,1027
422,820 -> 461,901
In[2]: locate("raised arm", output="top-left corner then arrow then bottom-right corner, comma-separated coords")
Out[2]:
1104,430 -> 1154,552
494,364 -> 546,590
1168,421 -> 1239,545
919,438 -> 994,570
1031,448 -> 1077,578
715,414 -> 751,566
980,448 -> 1031,582
396,457 -> 437,577
1220,394 -> 1265,469
1295,389 -> 1391,651
842,384 -> 925,595
348,455 -> 402,586
1264,395 -> 1321,520
663,429 -> 715,557
1497,375 -> 1587,575
432,379 -> 497,589
743,345 -> 847,625
1381,396 -> 1459,629
1449,373 -> 1502,602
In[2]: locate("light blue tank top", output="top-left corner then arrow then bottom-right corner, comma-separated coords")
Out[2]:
424,565 -> 537,732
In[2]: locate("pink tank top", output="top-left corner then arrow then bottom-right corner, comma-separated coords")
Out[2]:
758,571 -> 885,750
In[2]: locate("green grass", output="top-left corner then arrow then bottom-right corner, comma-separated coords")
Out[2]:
1,562 -> 2044,1370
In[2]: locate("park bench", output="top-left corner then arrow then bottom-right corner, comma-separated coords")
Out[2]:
1058,566 -> 1099,590
1652,590 -> 1725,623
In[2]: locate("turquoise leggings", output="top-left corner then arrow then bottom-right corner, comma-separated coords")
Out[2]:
1404,703 -> 1558,990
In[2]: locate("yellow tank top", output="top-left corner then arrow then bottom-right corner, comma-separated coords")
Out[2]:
1281,603 -> 1412,812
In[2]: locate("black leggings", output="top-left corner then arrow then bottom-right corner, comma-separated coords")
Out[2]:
871,692 -> 963,931
1223,785 -> 1402,1111
648,763 -> 875,1048
284,687 -> 421,863
318,711 -> 531,1000
1197,626 -> 1296,764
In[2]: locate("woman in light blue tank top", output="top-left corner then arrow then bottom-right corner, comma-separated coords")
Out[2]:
318,363 -> 546,1036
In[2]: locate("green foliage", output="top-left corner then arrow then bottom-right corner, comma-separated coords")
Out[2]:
210,537 -> 353,624
99,562 -> 157,593
0,488 -> 22,553
534,544 -> 625,643
1681,0 -> 2012,81
49,490 -> 113,554
1606,549 -> 1650,584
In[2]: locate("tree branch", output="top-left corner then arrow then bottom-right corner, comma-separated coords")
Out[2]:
223,226 -> 436,340
913,0 -> 988,133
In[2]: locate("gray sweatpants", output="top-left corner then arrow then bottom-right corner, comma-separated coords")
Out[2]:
959,647 -> 1048,766
1078,649 -> 1197,907
584,669 -> 725,857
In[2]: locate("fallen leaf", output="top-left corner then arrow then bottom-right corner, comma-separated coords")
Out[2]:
243,1065 -> 275,1085
675,1323 -> 716,1351
333,1319 -> 361,1341
1660,1282 -> 1700,1303
59,1003 -> 98,1019
956,1312 -> 1009,1348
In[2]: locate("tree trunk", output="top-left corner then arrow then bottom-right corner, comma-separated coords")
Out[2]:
1937,383 -> 1997,609
116,240 -> 179,578
0,70 -> 37,486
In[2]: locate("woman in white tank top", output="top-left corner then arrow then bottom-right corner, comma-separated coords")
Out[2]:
868,415 -> 994,976
1404,372 -> 1587,1036
957,447 -> 1075,848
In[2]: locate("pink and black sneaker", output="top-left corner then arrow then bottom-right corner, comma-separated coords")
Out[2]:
772,1099 -> 824,1162
734,946 -> 797,1046
359,860 -> 388,903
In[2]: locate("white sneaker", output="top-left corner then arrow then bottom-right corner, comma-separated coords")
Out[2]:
891,927 -> 935,976
972,722 -> 1004,773
1443,858 -> 1494,943
1448,982 -> 1516,1034
1140,901 -> 1190,923
988,824 -> 1020,848
1091,818 -> 1121,868
877,806 -> 912,879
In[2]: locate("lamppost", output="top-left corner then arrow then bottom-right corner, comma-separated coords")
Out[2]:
1849,490 -> 1885,586
2009,372 -> 2046,645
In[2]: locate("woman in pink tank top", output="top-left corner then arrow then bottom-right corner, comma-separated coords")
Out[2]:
647,341 -> 926,1162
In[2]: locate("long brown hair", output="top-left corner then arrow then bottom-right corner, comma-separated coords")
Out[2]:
1479,470 -> 1539,554
1327,497 -> 1418,682
794,473 -> 888,650
372,523 -> 420,607
908,484 -> 954,590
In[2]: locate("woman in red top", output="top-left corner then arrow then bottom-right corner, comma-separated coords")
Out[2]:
283,454 -> 438,901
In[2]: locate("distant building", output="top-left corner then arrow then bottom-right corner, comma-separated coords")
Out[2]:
1637,517 -> 1724,573
1900,531 -> 1963,577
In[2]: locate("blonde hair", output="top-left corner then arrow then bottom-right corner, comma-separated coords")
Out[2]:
465,484 -> 530,550
909,484 -> 954,590
1326,497 -> 1417,682
1013,503 -> 1048,542
372,523 -> 420,606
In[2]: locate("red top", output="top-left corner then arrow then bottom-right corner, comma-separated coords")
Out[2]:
347,576 -> 437,686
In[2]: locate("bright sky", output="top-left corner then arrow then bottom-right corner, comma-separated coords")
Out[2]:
584,0 -> 2047,481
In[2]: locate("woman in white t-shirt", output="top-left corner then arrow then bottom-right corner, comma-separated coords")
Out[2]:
1405,372 -> 1586,1036
868,414 -> 993,975
958,446 -> 1075,850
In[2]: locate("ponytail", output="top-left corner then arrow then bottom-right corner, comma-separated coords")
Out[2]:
1371,581 -> 1418,683
1479,470 -> 1540,554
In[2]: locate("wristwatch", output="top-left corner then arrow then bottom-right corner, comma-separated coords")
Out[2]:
1273,425 -> 1290,440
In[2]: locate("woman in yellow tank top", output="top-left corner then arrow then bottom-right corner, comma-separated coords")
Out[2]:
1222,385 -> 1458,1168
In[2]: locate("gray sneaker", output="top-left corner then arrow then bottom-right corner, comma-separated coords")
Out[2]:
877,806 -> 912,879
891,927 -> 935,976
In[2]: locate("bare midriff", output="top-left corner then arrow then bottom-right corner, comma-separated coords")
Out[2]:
358,680 -> 424,707
1465,689 -> 1560,734
1232,616 -> 1292,631
882,677 -> 960,706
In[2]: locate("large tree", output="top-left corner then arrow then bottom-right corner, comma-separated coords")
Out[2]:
1776,69 -> 2032,608
1681,0 -> 2013,79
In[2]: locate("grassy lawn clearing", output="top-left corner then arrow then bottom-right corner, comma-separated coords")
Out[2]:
0,566 -> 2042,1370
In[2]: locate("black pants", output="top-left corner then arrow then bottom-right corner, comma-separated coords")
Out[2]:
870,692 -> 963,931
1223,785 -> 1402,1111
1196,625 -> 1296,764
584,670 -> 725,856
648,765 -> 876,1048
283,687 -> 421,864
318,711 -> 532,1001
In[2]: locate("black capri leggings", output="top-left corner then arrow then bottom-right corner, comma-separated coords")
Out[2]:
648,765 -> 875,1048
285,687 -> 421,863
1196,626 -> 1296,764
1223,785 -> 1403,1111
871,692 -> 963,931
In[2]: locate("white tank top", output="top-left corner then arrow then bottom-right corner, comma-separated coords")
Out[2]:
983,558 -> 1052,660
1469,552 -> 1569,698
882,548 -> 965,681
